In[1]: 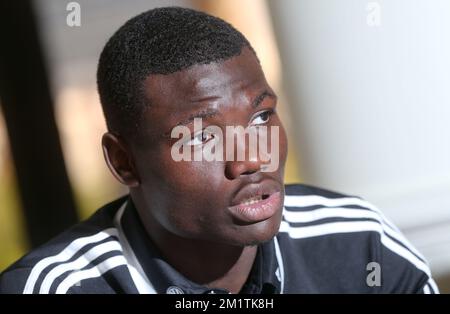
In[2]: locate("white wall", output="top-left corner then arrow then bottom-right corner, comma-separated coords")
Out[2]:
34,0 -> 194,89
269,0 -> 450,277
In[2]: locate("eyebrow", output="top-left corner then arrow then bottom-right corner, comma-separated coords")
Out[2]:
162,108 -> 219,138
177,108 -> 220,128
252,90 -> 276,108
162,89 -> 276,138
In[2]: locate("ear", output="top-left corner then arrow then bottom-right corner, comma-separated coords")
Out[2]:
102,132 -> 140,187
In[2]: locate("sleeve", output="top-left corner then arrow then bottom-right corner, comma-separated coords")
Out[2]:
371,213 -> 440,294
0,267 -> 32,294
377,242 -> 439,293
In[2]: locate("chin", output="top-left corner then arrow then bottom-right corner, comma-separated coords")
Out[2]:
230,212 -> 283,247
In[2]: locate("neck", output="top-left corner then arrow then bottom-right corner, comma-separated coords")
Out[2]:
132,197 -> 257,293
160,237 -> 257,294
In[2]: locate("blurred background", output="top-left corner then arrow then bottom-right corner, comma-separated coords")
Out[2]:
0,0 -> 449,292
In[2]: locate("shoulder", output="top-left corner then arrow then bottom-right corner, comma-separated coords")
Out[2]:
0,196 -> 128,294
277,183 -> 438,293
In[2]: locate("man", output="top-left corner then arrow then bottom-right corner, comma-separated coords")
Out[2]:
0,7 -> 439,294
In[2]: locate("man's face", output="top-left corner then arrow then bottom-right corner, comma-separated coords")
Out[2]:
129,47 -> 288,246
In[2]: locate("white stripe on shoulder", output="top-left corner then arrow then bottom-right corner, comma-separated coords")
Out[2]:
427,277 -> 440,294
55,255 -> 127,294
278,220 -> 432,277
282,206 -> 426,262
273,237 -> 285,294
284,195 -> 399,230
38,240 -> 122,293
114,202 -> 157,294
284,195 -> 427,261
423,284 -> 431,294
23,228 -> 118,294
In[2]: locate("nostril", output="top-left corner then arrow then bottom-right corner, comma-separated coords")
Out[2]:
225,160 -> 260,180
242,168 -> 258,176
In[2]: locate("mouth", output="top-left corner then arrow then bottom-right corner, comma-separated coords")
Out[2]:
240,194 -> 271,205
228,181 -> 283,224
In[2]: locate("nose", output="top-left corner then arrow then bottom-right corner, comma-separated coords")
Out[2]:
225,158 -> 262,180
224,128 -> 271,180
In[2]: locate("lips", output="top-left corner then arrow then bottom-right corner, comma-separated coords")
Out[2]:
228,180 -> 283,223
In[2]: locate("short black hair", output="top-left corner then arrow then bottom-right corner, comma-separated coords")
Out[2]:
97,6 -> 256,139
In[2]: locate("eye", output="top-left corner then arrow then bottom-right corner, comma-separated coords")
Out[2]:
185,130 -> 215,146
250,109 -> 275,126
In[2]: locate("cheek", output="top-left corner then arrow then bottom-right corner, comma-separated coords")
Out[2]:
165,158 -> 225,190
138,150 -> 230,234
270,120 -> 288,169
159,164 -> 231,238
280,126 -> 288,164
138,144 -> 223,185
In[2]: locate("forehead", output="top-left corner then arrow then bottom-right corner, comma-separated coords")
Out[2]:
141,47 -> 268,129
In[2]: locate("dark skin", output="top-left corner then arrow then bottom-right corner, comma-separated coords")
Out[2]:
102,47 -> 288,293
